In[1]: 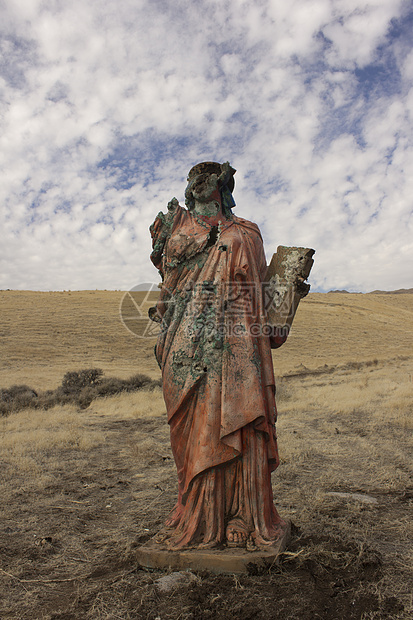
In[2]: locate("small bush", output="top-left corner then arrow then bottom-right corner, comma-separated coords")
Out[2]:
0,385 -> 38,415
125,374 -> 156,390
61,369 -> 103,395
97,378 -> 127,398
36,389 -> 71,410
0,384 -> 38,402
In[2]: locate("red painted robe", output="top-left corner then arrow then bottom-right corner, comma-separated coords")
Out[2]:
150,205 -> 287,548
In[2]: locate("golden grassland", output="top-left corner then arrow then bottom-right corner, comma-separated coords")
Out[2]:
0,290 -> 412,619
1,289 -> 412,388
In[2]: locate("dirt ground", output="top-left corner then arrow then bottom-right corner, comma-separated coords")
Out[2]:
0,403 -> 409,620
1,291 -> 412,619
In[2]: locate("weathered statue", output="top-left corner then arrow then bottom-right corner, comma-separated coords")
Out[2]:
149,162 -> 311,551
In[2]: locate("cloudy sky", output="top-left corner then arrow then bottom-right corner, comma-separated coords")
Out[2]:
1,0 -> 412,292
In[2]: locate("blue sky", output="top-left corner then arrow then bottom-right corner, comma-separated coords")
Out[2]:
1,0 -> 412,292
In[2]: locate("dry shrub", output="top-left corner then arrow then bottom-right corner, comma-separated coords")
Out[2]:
61,368 -> 104,394
75,373 -> 161,409
0,384 -> 38,415
0,369 -> 162,415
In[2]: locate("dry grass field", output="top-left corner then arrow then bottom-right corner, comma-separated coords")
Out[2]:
0,290 -> 412,619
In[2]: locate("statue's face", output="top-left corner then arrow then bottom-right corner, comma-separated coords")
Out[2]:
190,173 -> 209,195
186,172 -> 219,202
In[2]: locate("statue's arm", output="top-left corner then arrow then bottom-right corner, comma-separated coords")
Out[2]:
254,233 -> 289,350
149,198 -> 179,277
269,330 -> 288,349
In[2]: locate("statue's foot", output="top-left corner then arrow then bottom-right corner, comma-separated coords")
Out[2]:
246,535 -> 258,552
226,519 -> 250,547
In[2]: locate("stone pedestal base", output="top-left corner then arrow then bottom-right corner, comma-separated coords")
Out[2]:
135,521 -> 290,575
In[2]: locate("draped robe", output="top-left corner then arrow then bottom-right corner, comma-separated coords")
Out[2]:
150,205 -> 287,548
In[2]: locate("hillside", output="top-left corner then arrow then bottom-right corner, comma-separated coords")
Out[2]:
1,290 -> 412,389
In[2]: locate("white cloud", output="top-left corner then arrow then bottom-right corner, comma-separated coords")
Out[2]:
0,0 -> 412,293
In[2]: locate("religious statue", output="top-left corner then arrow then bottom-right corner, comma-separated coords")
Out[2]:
148,162 -> 313,552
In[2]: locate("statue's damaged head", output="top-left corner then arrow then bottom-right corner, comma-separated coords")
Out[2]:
185,162 -> 236,216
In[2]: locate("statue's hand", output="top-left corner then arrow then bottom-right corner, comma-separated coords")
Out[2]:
296,276 -> 310,298
164,198 -> 179,226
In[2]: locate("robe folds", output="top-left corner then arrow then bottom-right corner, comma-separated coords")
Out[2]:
150,205 -> 287,548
